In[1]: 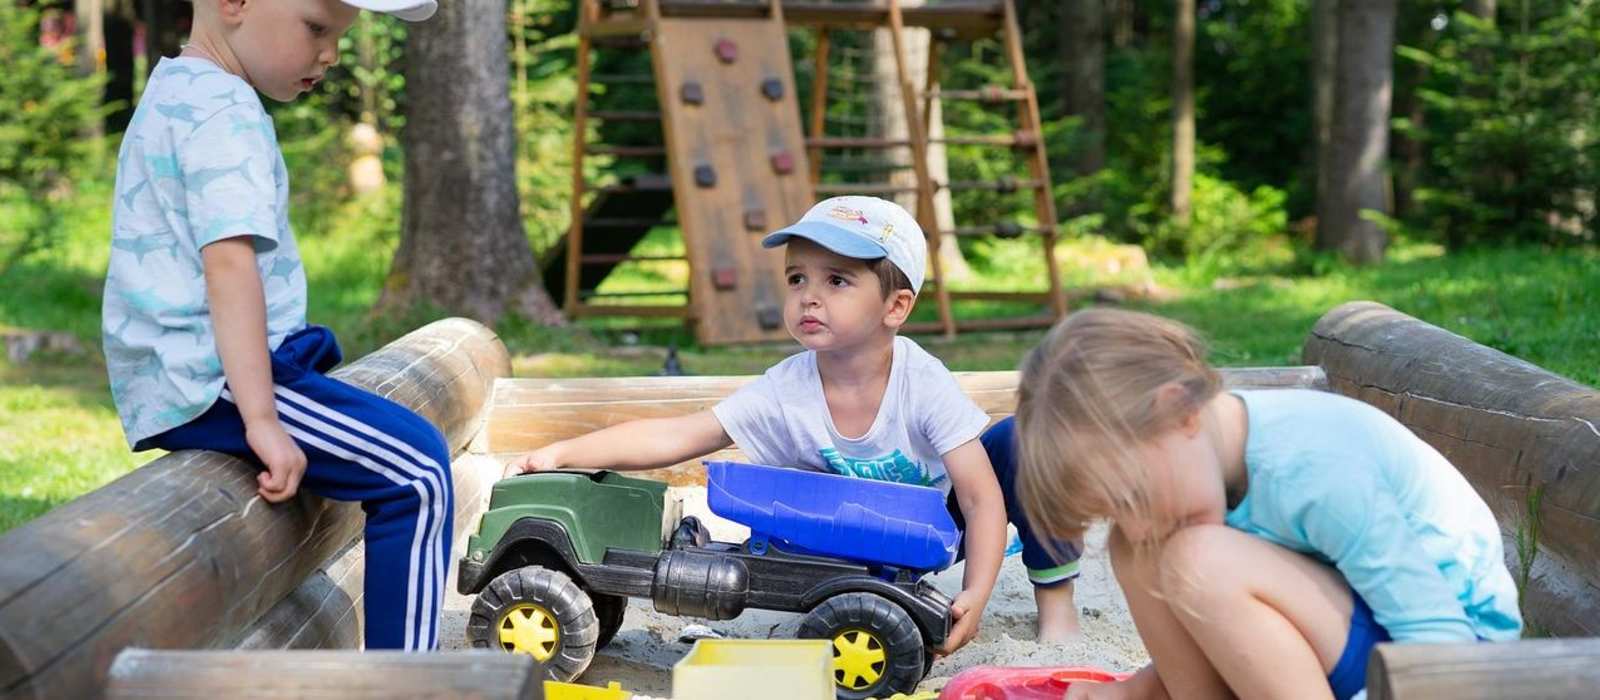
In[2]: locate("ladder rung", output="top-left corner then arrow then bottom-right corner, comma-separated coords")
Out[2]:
924,86 -> 1029,102
580,254 -> 686,264
594,174 -> 673,194
807,137 -> 911,150
573,303 -> 691,319
580,289 -> 689,299
944,178 -> 1045,193
589,73 -> 655,85
591,35 -> 650,49
938,133 -> 1037,148
905,314 -> 1057,335
582,218 -> 674,228
808,134 -> 1037,149
951,223 -> 1055,238
586,144 -> 667,157
589,110 -> 662,122
814,183 -> 920,196
818,159 -> 912,174
934,290 -> 1053,303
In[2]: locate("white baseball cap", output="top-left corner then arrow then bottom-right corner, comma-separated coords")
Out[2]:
762,196 -> 928,293
341,0 -> 437,21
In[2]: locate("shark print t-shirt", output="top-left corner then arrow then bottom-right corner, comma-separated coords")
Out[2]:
103,57 -> 306,448
712,336 -> 991,495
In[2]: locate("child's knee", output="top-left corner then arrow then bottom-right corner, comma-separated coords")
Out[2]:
1158,524 -> 1240,606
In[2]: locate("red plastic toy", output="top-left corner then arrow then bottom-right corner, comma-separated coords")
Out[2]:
938,666 -> 1133,700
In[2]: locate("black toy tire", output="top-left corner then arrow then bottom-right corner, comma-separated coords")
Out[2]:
466,565 -> 599,681
593,592 -> 628,650
798,591 -> 927,700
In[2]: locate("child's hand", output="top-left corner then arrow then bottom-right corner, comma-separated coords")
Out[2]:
937,590 -> 987,656
503,446 -> 561,478
245,419 -> 307,503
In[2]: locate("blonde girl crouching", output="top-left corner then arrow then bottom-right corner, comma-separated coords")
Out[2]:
1014,308 -> 1521,700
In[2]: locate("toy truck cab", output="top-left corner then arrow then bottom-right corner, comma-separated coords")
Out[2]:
458,463 -> 959,700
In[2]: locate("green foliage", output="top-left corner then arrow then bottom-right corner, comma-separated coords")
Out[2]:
0,0 -> 108,270
1402,2 -> 1600,248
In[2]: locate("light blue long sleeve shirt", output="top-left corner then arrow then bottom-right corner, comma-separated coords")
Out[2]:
1226,390 -> 1522,642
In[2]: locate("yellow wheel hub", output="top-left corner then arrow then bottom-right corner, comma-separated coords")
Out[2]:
831,629 -> 886,691
498,603 -> 560,661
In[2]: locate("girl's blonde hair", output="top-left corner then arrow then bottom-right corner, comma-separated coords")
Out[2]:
1015,308 -> 1221,548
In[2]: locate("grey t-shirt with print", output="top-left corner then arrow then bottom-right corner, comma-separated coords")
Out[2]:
712,336 -> 991,495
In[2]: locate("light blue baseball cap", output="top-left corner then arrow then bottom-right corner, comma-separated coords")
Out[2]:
762,196 -> 928,292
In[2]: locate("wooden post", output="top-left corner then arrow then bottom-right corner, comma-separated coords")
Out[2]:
1304,301 -> 1600,637
1367,639 -> 1600,700
564,2 -> 598,316
807,29 -> 831,186
886,0 -> 956,339
105,650 -> 542,699
999,0 -> 1065,318
0,319 -> 511,700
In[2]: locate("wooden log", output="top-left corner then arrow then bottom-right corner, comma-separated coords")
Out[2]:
484,366 -> 1328,486
105,649 -> 541,699
234,454 -> 507,650
1303,301 -> 1600,637
1367,639 -> 1600,700
0,319 -> 511,700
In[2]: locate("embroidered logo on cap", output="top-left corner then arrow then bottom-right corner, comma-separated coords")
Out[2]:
828,206 -> 869,225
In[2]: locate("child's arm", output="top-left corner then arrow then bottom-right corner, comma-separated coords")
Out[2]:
504,409 -> 733,476
939,438 -> 1007,655
202,237 -> 307,504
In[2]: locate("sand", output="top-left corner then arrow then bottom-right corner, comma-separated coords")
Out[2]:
440,488 -> 1149,695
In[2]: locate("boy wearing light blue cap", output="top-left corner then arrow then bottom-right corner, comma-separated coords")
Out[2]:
508,196 -> 1085,648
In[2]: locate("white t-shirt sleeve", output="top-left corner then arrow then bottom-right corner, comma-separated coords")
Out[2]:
912,356 -> 991,456
711,372 -> 789,466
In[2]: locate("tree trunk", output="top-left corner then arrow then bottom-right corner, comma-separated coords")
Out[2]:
102,1 -> 135,132
1170,0 -> 1195,226
1315,0 -> 1395,263
1061,0 -> 1106,179
1110,0 -> 1135,49
1466,0 -> 1496,21
139,0 -> 187,68
871,4 -> 970,280
382,0 -> 563,325
1312,0 -> 1338,228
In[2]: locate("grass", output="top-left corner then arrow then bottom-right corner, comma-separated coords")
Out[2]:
2,177 -> 1597,533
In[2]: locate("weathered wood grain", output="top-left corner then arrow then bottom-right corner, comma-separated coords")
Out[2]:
1367,639 -> 1600,700
105,649 -> 541,699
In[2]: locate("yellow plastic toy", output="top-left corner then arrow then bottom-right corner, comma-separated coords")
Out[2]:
673,639 -> 834,700
543,680 -> 632,700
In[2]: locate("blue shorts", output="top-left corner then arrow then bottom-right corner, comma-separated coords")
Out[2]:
1328,592 -> 1392,700
946,416 -> 1082,587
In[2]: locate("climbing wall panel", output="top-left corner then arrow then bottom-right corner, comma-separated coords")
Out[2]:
650,15 -> 814,345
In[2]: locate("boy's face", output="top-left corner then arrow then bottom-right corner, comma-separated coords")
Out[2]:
783,239 -> 913,353
220,0 -> 357,102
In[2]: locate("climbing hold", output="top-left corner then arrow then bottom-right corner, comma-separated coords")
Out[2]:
756,305 -> 783,330
760,78 -> 784,101
995,222 -> 1024,239
996,175 -> 1019,194
712,266 -> 738,291
769,151 -> 795,175
743,209 -> 768,232
694,164 -> 717,188
981,84 -> 1007,103
680,81 -> 704,105
714,38 -> 738,64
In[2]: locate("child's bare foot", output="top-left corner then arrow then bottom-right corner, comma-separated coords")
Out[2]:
1037,613 -> 1083,643
1034,581 -> 1083,642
